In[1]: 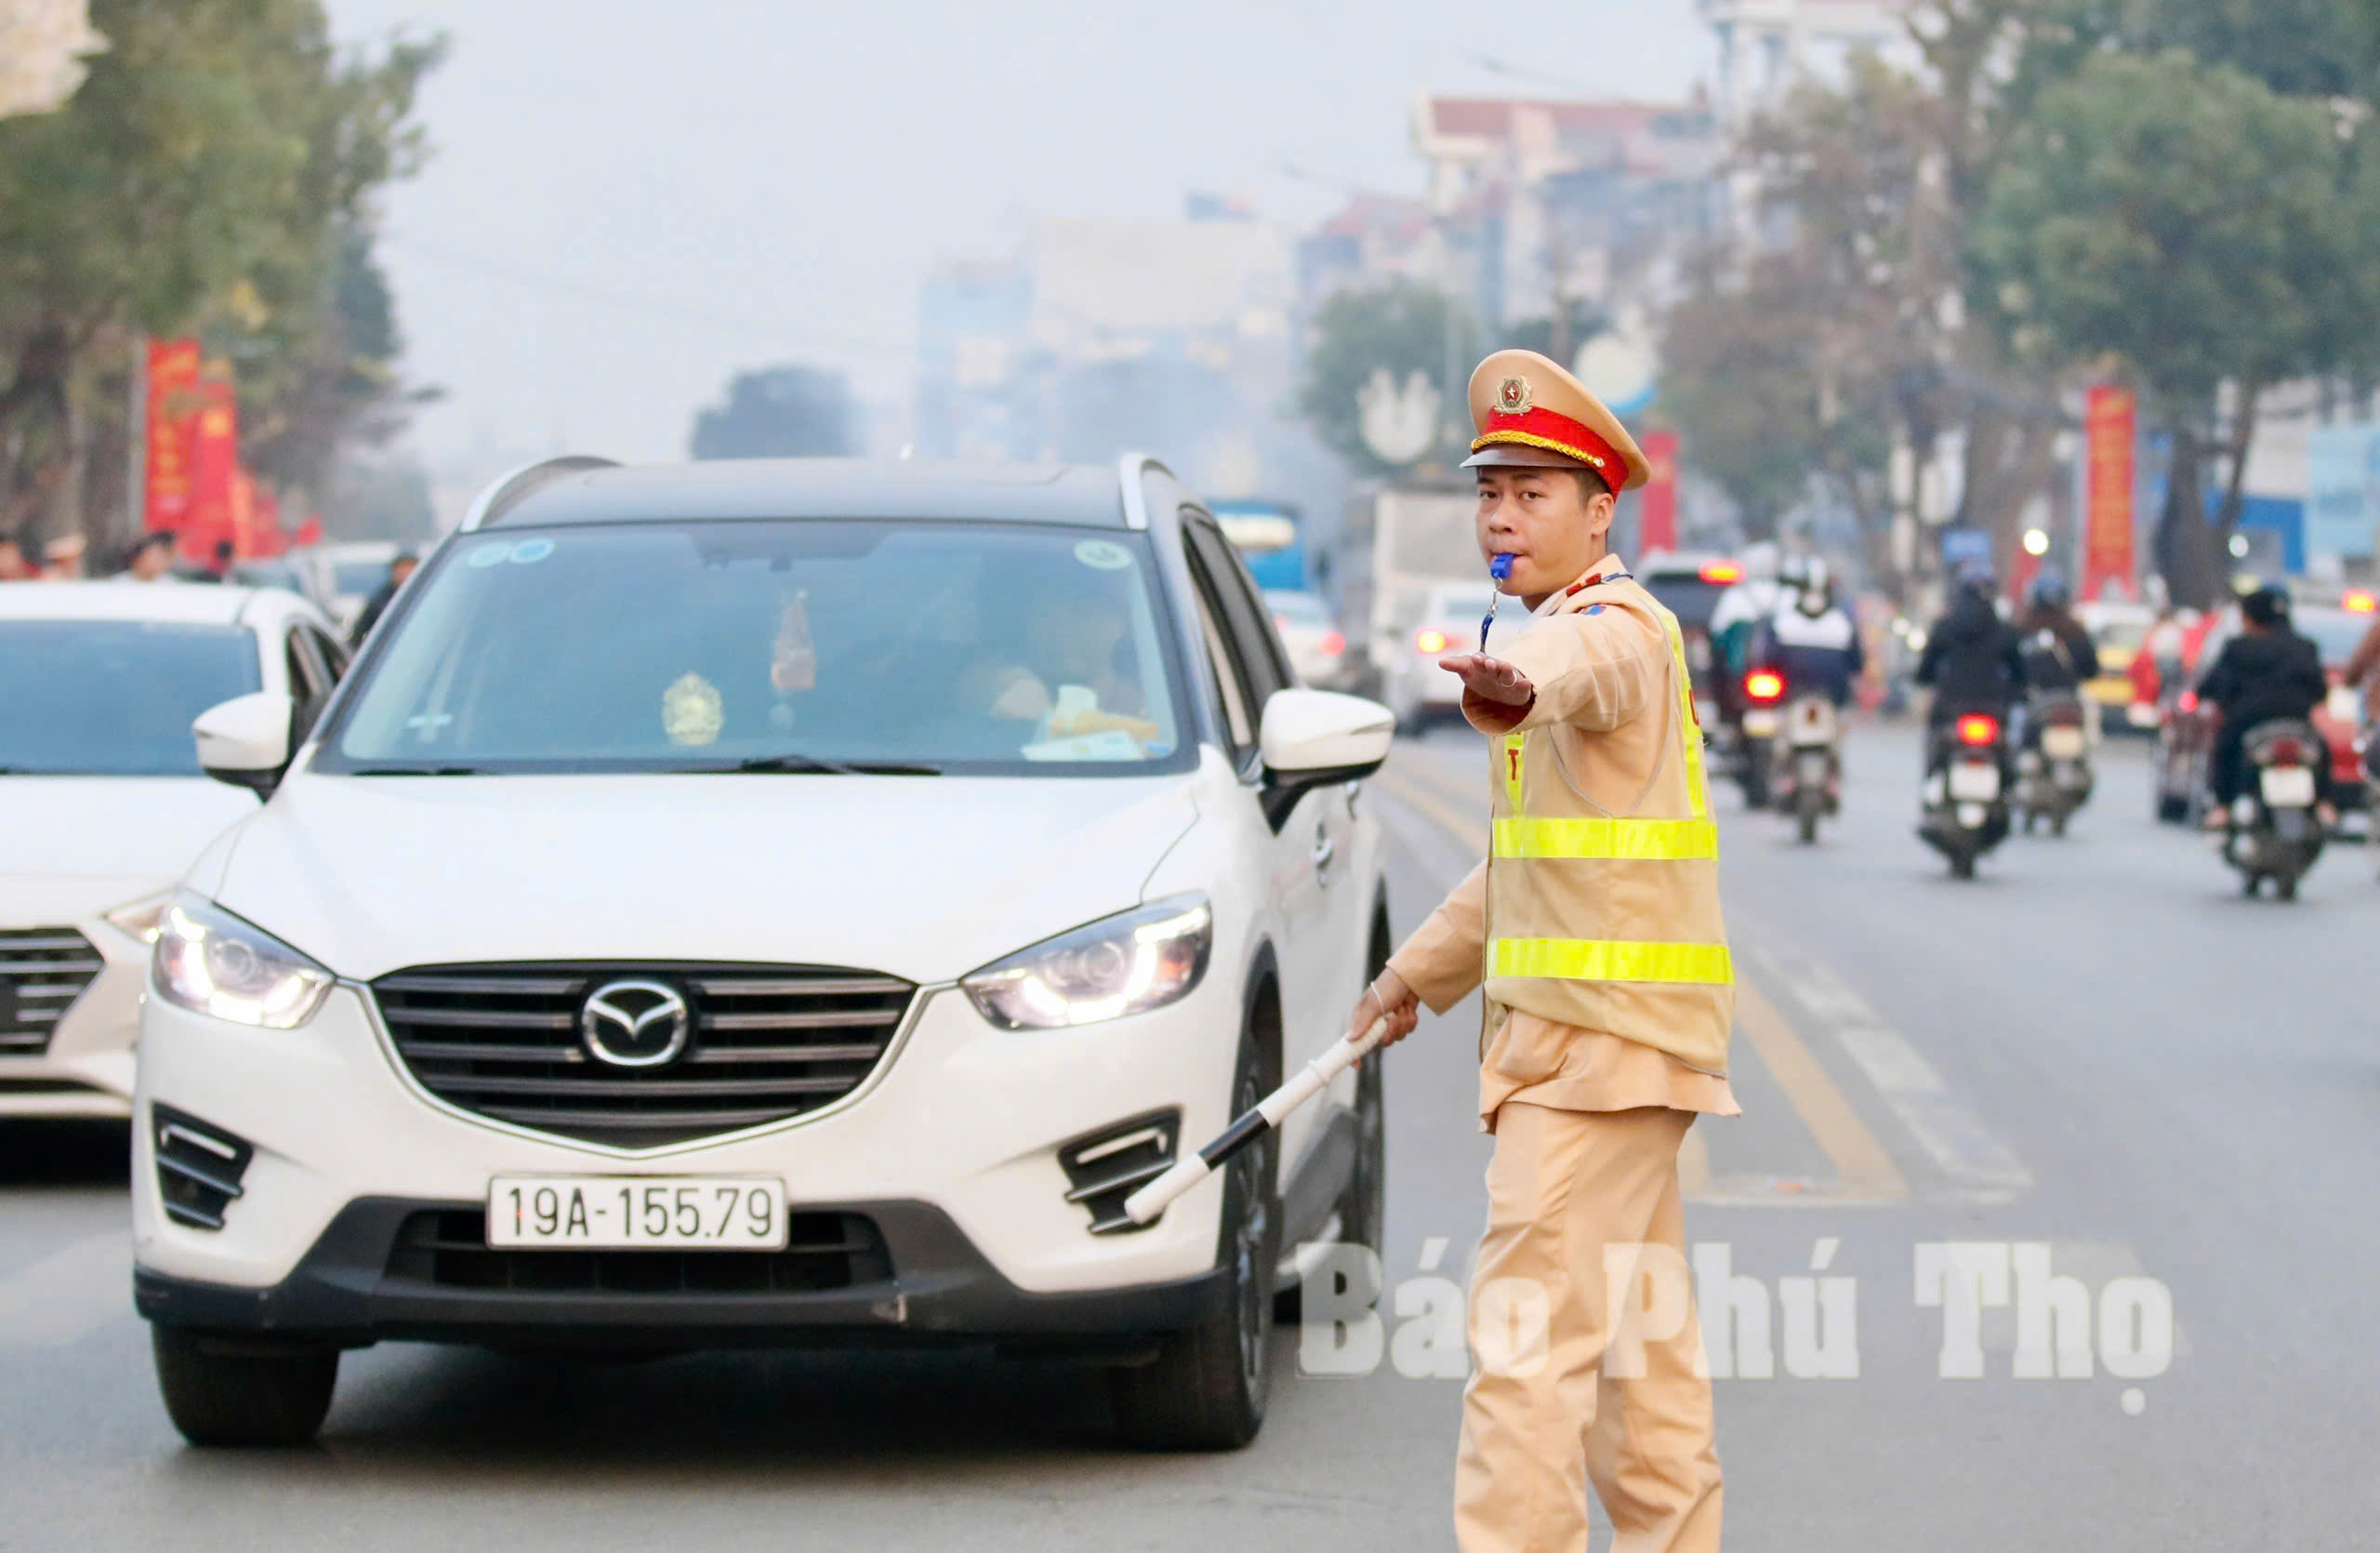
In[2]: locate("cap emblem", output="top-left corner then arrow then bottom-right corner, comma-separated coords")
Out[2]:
1495,376 -> 1534,416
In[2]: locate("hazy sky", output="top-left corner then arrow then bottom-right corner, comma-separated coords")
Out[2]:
322,0 -> 1717,473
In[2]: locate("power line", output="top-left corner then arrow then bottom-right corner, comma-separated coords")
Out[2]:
377,234 -> 914,357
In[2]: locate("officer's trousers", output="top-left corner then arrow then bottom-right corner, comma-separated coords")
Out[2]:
1454,1103 -> 1722,1553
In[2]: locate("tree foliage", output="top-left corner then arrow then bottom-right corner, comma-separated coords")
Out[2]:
0,0 -> 441,545
689,365 -> 857,459
1296,277 -> 1476,476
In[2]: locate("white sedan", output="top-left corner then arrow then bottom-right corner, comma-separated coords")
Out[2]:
0,581 -> 347,1118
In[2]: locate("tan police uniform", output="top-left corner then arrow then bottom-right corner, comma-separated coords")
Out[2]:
1384,350 -> 1735,1553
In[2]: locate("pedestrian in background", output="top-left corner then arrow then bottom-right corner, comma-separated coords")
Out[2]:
116,532 -> 178,582
1352,349 -> 1731,1553
0,532 -> 30,581
40,533 -> 86,579
349,550 -> 418,644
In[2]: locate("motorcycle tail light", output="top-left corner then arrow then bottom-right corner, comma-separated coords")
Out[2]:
1320,630 -> 1345,657
1956,714 -> 2001,747
2346,590 -> 2376,614
1744,670 -> 1786,704
2266,737 -> 2306,767
1699,560 -> 1744,584
2177,690 -> 2200,714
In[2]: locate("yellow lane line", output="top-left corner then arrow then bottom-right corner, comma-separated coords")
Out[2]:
1732,978 -> 1907,1200
1373,764 -> 1488,856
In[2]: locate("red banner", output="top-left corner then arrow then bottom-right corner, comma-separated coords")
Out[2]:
1639,431 -> 1679,555
186,378 -> 240,564
142,338 -> 203,534
2083,386 -> 2136,601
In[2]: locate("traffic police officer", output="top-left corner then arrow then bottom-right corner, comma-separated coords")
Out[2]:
1349,350 -> 1734,1552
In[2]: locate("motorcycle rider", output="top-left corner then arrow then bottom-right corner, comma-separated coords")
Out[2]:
1752,558 -> 1864,708
2197,584 -> 2334,830
1915,557 -> 2027,776
2015,571 -> 2097,697
1710,539 -> 1783,683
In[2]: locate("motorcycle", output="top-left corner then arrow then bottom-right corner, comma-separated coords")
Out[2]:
1920,711 -> 2012,880
1771,693 -> 1842,844
2220,719 -> 2326,901
2016,693 -> 2094,837
1738,668 -> 1785,809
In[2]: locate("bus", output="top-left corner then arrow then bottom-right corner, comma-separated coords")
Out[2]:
1212,499 -> 1308,593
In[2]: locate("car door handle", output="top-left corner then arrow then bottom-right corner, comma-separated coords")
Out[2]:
1312,824 -> 1336,885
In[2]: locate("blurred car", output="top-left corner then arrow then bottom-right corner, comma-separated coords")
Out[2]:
2077,600 -> 2153,734
229,557 -> 338,615
131,454 -> 1395,1453
2151,602 -> 2367,824
0,582 -> 346,1119
289,539 -> 402,634
1381,580 -> 1532,732
1265,588 -> 1353,690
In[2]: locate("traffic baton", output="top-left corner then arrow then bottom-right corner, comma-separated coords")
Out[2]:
1123,1015 -> 1392,1226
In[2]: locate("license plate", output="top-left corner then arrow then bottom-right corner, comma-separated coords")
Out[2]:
487,1176 -> 787,1250
1743,710 -> 1779,737
1949,762 -> 2001,801
2043,727 -> 2086,760
2260,766 -> 2317,808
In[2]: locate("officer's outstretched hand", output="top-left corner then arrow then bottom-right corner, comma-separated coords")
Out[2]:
1437,653 -> 1535,708
1350,967 -> 1421,1050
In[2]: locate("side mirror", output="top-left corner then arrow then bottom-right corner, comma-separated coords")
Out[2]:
193,692 -> 297,798
1259,689 -> 1395,826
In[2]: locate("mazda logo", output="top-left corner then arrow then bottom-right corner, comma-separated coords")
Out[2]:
579,979 -> 692,1069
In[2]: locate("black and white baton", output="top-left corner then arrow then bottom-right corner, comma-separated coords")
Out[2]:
1122,1015 -> 1392,1226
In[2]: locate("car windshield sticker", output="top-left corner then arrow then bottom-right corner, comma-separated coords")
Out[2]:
662,672 -> 724,747
1074,539 -> 1132,571
509,538 -> 555,564
465,542 -> 510,569
1024,730 -> 1145,762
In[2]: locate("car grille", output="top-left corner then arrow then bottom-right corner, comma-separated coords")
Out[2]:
373,963 -> 914,1148
0,929 -> 104,1055
385,1208 -> 892,1294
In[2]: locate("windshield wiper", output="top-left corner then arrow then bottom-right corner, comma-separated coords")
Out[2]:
715,753 -> 943,776
346,764 -> 488,776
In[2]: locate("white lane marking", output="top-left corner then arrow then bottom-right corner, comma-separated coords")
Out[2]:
1749,946 -> 2033,1200
0,1231 -> 131,1347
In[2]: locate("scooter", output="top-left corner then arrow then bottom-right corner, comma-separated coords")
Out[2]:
1920,711 -> 2012,880
2220,719 -> 2326,900
2016,693 -> 2094,837
1772,693 -> 1841,844
1738,668 -> 1785,809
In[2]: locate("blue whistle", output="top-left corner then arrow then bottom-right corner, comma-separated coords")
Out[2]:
1482,553 -> 1515,651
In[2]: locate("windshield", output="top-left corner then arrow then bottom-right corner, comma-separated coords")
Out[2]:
1642,575 -> 1730,630
0,620 -> 260,776
2294,610 -> 2370,665
334,560 -> 393,596
318,521 -> 1191,776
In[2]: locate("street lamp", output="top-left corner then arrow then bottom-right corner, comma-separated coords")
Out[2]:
2022,528 -> 2051,557
2228,533 -> 2251,559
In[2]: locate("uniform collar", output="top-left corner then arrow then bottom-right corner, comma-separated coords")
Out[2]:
1534,552 -> 1630,616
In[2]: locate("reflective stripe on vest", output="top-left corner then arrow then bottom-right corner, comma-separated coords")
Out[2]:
1488,600 -> 1734,988
1490,937 -> 1735,985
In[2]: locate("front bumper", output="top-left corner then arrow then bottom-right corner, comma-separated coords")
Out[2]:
134,1196 -> 1230,1349
133,974 -> 1242,1303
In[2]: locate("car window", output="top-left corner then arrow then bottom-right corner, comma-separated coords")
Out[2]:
317,521 -> 1193,776
334,561 -> 391,596
1189,568 -> 1254,756
1184,517 -> 1291,710
0,620 -> 261,776
286,628 -> 334,741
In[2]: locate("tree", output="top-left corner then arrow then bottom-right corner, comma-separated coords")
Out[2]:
1973,49 -> 2372,603
688,365 -> 857,459
1296,277 -> 1476,475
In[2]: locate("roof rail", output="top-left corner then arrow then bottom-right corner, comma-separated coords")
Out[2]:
1117,451 -> 1171,530
456,455 -> 620,532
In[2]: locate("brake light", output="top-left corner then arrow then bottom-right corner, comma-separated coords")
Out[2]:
2177,690 -> 2199,715
1743,670 -> 1785,703
1319,630 -> 1345,656
2347,590 -> 2377,614
1416,629 -> 1450,655
1700,560 -> 1744,584
2266,737 -> 2307,767
1956,714 -> 2000,747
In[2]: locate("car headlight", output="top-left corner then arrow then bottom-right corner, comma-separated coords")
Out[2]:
103,890 -> 174,945
152,896 -> 335,1030
962,895 -> 1212,1030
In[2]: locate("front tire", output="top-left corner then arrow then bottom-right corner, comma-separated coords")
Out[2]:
1950,851 -> 1977,881
152,1327 -> 337,1448
1112,1004 -> 1280,1451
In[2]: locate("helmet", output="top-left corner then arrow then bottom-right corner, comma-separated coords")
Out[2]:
1739,539 -> 1780,583
2241,584 -> 2291,627
1955,555 -> 1998,593
1794,558 -> 1833,615
2027,569 -> 2071,611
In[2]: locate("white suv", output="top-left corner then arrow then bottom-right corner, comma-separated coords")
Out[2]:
0,581 -> 346,1119
133,455 -> 1394,1451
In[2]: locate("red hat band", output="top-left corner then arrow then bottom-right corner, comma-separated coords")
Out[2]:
1472,405 -> 1626,481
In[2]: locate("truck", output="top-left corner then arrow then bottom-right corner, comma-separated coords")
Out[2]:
1330,478 -> 1497,699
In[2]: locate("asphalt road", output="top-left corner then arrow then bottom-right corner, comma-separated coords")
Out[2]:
4,721 -> 2375,1549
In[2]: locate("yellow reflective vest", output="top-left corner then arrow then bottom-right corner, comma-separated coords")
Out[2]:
1476,563 -> 1735,1075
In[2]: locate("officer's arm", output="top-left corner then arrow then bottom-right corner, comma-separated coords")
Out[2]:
1461,601 -> 1666,736
1383,862 -> 1486,1015
2344,617 -> 2380,689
